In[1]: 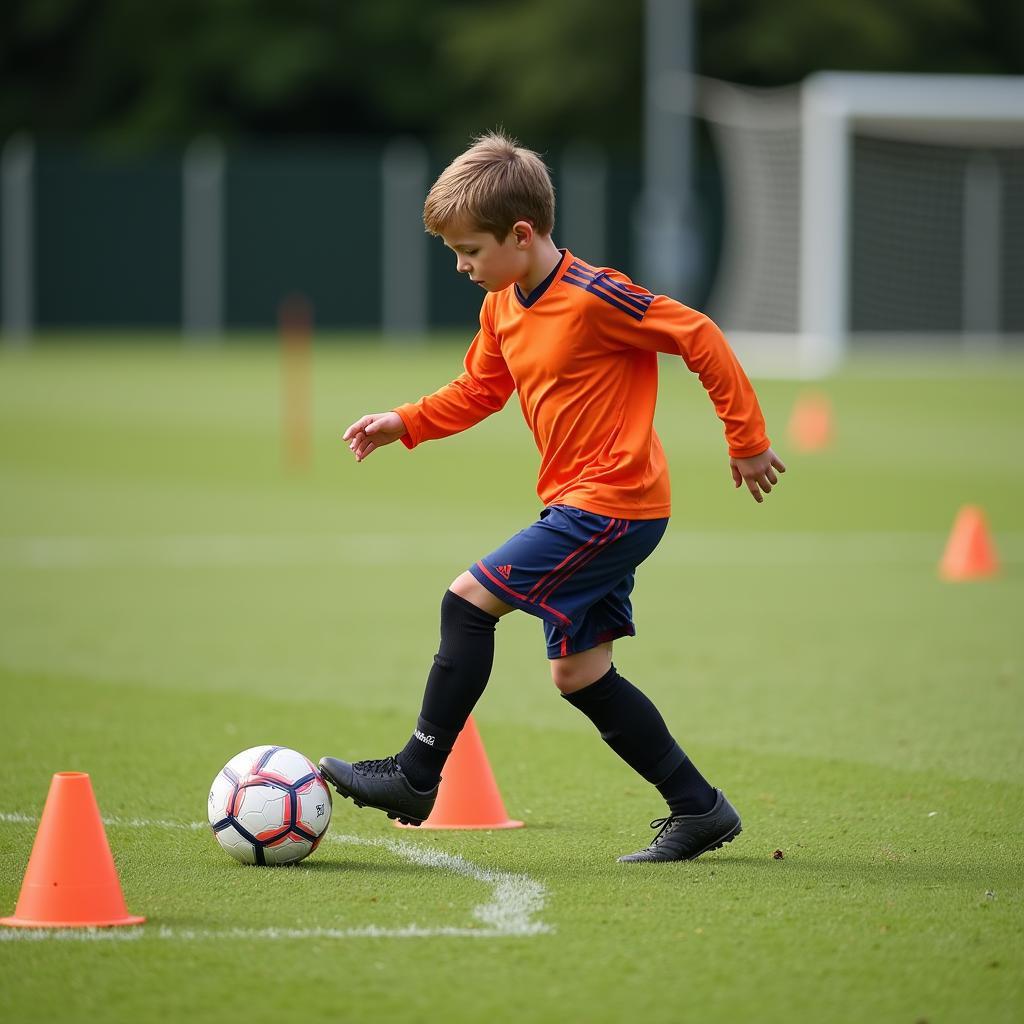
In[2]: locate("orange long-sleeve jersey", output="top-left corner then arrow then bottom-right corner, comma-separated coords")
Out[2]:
394,251 -> 769,519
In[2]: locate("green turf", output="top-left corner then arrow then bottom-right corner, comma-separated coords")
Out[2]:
1,336 -> 1022,1024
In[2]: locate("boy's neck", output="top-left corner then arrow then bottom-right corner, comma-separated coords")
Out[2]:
517,236 -> 563,295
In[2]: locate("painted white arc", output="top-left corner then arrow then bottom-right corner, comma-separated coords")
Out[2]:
0,813 -> 553,941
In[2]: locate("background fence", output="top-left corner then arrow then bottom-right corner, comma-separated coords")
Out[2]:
3,138 -> 723,336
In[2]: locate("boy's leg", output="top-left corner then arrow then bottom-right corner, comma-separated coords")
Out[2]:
554,644 -> 716,818
318,573 -> 512,825
394,574 -> 512,789
535,533 -> 742,862
555,640 -> 741,862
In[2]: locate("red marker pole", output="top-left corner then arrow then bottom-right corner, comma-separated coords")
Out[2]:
279,293 -> 313,472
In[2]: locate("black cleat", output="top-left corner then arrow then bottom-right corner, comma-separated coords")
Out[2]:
618,790 -> 742,863
317,755 -> 438,826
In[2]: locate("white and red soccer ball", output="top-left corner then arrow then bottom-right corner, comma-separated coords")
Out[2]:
208,746 -> 332,866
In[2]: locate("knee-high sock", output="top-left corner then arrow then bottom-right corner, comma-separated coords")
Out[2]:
397,590 -> 499,790
562,665 -> 716,816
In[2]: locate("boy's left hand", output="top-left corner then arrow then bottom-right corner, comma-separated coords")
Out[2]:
730,447 -> 786,503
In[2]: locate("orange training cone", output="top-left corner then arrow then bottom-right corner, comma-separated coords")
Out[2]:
397,717 -> 523,830
1,772 -> 145,928
787,390 -> 834,452
939,505 -> 999,581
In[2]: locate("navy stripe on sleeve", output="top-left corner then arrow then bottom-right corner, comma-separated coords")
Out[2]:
596,273 -> 656,311
565,262 -> 654,312
563,262 -> 654,321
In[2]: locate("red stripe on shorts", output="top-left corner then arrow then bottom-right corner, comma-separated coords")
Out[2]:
474,561 -> 573,628
536,518 -> 629,605
527,518 -> 619,602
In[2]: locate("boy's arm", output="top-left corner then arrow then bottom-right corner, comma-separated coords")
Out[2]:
640,297 -> 768,457
597,275 -> 785,500
393,321 -> 514,450
344,303 -> 514,462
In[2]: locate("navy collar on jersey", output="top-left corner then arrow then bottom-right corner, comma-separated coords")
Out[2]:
514,249 -> 567,308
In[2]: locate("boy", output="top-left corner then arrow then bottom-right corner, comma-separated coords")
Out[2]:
319,131 -> 785,862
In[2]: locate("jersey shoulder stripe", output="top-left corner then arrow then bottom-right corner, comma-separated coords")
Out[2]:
562,261 -> 655,322
595,270 -> 656,310
565,263 -> 652,313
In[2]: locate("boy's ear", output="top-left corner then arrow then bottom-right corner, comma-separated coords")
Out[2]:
512,221 -> 534,248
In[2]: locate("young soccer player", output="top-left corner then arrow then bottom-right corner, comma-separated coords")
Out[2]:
319,131 -> 785,862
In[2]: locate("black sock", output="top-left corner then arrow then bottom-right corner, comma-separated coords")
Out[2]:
396,715 -> 460,793
655,755 -> 718,817
562,665 -> 716,816
397,590 -> 499,790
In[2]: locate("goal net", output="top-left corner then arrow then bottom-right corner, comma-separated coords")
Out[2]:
697,73 -> 1024,376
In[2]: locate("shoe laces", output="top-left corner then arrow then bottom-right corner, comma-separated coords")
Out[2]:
647,816 -> 682,846
353,756 -> 401,777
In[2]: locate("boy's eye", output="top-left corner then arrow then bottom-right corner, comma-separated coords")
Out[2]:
465,250 -> 478,256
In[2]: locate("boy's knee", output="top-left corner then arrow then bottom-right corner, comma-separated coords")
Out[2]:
437,587 -> 501,650
550,662 -> 585,694
448,571 -> 513,618
550,645 -> 613,694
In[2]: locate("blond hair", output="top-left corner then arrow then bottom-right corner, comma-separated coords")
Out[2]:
423,130 -> 555,240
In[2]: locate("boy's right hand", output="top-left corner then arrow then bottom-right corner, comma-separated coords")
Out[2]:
343,411 -> 407,462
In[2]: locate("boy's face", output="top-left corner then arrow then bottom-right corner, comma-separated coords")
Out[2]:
440,219 -> 532,293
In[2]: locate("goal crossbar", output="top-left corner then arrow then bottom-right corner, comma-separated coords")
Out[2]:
802,73 -> 1024,375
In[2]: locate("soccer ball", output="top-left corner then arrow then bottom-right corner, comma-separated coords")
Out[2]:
208,745 -> 332,866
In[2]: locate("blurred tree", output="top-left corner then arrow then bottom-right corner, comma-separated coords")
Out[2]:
0,0 -> 1020,150
701,0 -> 1024,85
428,0 -> 643,149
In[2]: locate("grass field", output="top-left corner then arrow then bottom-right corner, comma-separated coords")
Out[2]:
1,336 -> 1022,1024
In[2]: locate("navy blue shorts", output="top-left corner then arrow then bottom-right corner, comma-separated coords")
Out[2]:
469,505 -> 669,660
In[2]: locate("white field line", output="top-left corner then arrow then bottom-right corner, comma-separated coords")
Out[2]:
0,811 -> 207,831
1,530 -> 1022,569
0,812 -> 552,942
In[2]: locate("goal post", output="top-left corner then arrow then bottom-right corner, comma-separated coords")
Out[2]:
698,72 -> 1024,377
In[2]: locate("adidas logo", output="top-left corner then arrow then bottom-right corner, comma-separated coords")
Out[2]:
414,729 -> 435,747
496,564 -> 512,579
